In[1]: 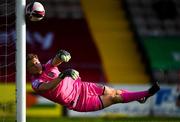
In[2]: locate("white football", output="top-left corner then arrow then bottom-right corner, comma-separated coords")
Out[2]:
26,2 -> 45,21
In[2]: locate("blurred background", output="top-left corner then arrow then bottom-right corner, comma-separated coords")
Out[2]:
1,0 -> 180,121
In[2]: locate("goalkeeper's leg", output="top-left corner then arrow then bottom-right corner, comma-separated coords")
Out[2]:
100,82 -> 160,107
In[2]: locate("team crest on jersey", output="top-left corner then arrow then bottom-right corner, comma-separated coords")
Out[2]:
48,72 -> 55,77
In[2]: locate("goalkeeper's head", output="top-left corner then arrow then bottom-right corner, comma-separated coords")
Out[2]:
26,53 -> 42,75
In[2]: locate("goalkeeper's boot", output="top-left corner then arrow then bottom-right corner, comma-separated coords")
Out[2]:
148,82 -> 160,95
138,82 -> 160,104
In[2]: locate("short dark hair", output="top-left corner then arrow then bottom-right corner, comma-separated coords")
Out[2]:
27,53 -> 38,61
26,53 -> 38,70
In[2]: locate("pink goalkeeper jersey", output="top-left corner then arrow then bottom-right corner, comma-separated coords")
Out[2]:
31,60 -> 104,112
31,60 -> 82,109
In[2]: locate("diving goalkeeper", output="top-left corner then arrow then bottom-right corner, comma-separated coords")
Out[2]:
26,50 -> 160,112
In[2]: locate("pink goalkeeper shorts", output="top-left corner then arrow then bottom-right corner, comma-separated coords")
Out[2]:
72,82 -> 105,112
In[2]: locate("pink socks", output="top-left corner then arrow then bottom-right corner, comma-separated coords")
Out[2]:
120,90 -> 150,103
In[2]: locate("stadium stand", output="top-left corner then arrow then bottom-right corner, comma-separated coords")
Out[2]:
26,0 -> 151,84
123,0 -> 180,84
81,0 -> 150,84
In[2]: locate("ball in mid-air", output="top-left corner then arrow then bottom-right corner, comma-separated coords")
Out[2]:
26,2 -> 45,21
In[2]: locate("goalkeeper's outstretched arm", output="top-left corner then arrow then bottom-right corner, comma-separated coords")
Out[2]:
52,50 -> 71,66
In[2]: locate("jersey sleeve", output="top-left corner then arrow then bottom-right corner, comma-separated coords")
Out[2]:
32,79 -> 44,90
43,59 -> 54,70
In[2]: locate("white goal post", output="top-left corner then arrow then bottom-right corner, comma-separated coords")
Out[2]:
16,0 -> 26,122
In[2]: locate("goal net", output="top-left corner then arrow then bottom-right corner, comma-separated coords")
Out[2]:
0,0 -> 16,121
0,0 -> 26,122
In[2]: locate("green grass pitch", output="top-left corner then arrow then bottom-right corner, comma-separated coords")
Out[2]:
1,116 -> 180,122
25,117 -> 180,122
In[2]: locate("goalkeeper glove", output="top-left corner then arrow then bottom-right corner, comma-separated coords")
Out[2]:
59,69 -> 79,80
57,50 -> 71,62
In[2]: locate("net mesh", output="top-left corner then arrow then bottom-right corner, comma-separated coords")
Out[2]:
0,0 -> 16,121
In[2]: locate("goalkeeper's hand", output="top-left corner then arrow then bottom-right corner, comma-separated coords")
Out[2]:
56,50 -> 71,62
59,69 -> 79,80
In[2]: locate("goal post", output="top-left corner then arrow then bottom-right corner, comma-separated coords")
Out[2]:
16,0 -> 26,121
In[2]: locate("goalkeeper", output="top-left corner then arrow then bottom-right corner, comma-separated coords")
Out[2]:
27,50 -> 160,112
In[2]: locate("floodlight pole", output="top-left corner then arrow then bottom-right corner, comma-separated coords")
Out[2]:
16,0 -> 26,122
